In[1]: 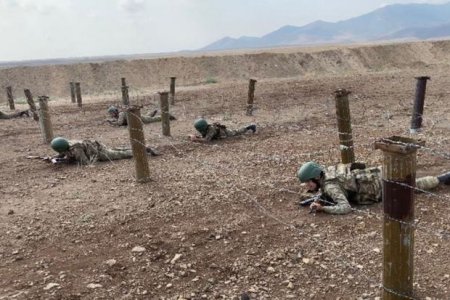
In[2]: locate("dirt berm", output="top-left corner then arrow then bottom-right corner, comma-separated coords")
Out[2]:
1,39 -> 450,98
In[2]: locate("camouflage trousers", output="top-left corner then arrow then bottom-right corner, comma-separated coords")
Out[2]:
97,148 -> 133,161
224,127 -> 248,137
416,176 -> 440,190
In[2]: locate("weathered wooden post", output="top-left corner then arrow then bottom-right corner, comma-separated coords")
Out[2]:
410,76 -> 430,134
75,82 -> 82,108
127,106 -> 151,183
6,86 -> 15,110
169,77 -> 176,105
335,88 -> 355,164
37,96 -> 54,144
246,79 -> 257,116
24,89 -> 39,121
69,82 -> 76,103
374,136 -> 422,300
159,91 -> 171,136
121,77 -> 130,106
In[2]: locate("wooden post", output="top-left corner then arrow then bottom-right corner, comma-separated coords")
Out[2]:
410,76 -> 430,134
169,77 -> 176,105
159,91 -> 171,136
37,96 -> 54,144
374,136 -> 422,300
24,89 -> 39,121
6,86 -> 15,110
121,77 -> 130,106
127,106 -> 151,183
246,79 -> 257,116
69,82 -> 76,103
335,89 -> 355,164
75,82 -> 82,108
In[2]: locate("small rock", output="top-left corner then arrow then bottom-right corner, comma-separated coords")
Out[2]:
87,283 -> 103,289
267,266 -> 275,273
105,259 -> 117,267
7,209 -> 14,215
43,283 -> 59,290
170,253 -> 182,264
131,246 -> 146,253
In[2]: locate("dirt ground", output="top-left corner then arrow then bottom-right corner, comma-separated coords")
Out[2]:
1,54 -> 450,299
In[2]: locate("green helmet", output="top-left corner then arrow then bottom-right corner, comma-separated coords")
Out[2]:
107,105 -> 118,114
194,118 -> 208,133
51,137 -> 70,153
297,161 -> 323,183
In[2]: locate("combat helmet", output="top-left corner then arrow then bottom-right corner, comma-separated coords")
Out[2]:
107,105 -> 119,114
194,118 -> 208,134
297,161 -> 323,183
51,137 -> 70,153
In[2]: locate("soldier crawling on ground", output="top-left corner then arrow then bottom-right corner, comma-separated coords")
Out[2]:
296,161 -> 450,215
189,118 -> 256,143
30,137 -> 159,165
106,106 -> 176,126
0,110 -> 30,119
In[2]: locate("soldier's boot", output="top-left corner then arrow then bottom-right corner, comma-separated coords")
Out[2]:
437,172 -> 450,185
245,124 -> 256,133
20,110 -> 30,117
146,146 -> 159,156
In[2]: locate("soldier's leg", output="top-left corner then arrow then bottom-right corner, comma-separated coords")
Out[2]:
141,116 -> 162,124
225,127 -> 248,137
0,111 -> 12,119
99,149 -> 133,161
416,176 -> 440,190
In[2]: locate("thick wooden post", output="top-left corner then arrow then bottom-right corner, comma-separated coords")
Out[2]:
24,89 -> 39,121
375,136 -> 422,300
6,86 -> 15,110
246,79 -> 257,115
37,96 -> 54,144
159,91 -> 171,136
121,77 -> 130,106
169,77 -> 176,105
75,82 -> 82,108
127,106 -> 150,183
69,82 -> 76,103
410,76 -> 430,134
335,89 -> 355,164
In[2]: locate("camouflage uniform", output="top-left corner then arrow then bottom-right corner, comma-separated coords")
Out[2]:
319,163 -> 440,215
202,123 -> 249,142
56,140 -> 134,165
108,111 -> 176,126
0,110 -> 29,119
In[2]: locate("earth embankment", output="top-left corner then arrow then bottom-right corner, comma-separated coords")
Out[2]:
1,40 -> 450,98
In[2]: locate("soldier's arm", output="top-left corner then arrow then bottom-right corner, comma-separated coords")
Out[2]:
321,183 -> 352,215
71,147 -> 91,165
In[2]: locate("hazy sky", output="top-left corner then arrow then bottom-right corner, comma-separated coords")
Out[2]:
0,0 -> 448,61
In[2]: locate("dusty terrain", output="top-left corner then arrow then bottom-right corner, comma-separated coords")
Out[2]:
1,41 -> 450,299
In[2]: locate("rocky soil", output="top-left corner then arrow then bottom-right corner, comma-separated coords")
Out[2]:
1,43 -> 450,299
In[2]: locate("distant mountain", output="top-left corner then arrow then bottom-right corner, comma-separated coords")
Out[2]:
201,2 -> 450,51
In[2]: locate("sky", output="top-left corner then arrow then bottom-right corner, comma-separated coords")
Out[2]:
0,0 -> 448,62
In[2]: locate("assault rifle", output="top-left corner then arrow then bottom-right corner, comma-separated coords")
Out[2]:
26,155 -> 68,164
299,193 -> 336,214
299,193 -> 323,207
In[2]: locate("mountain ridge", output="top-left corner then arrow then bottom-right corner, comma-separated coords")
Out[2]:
201,2 -> 450,51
